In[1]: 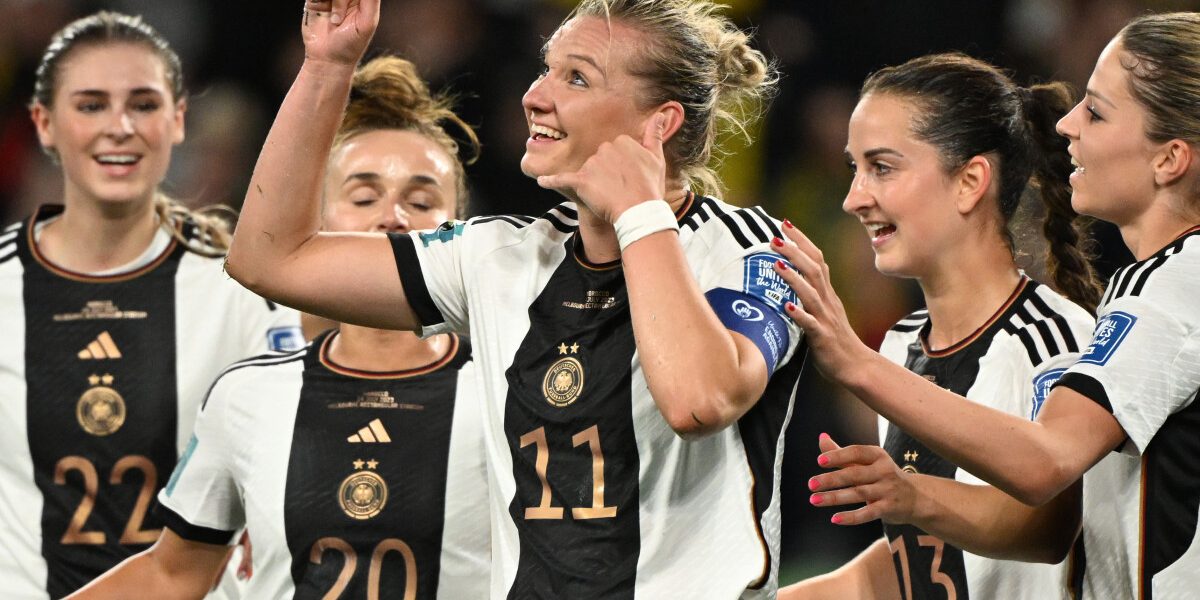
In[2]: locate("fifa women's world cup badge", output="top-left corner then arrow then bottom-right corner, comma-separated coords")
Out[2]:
338,459 -> 388,520
76,373 -> 126,436
543,342 -> 584,408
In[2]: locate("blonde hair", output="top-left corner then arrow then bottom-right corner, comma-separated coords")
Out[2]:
336,55 -> 480,216
154,196 -> 233,257
569,0 -> 777,198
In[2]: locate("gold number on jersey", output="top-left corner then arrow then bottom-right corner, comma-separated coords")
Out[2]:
54,455 -> 161,545
310,536 -> 417,600
889,535 -> 958,600
519,425 -> 617,521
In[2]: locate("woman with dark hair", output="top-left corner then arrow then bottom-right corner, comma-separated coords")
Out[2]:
777,53 -> 1099,599
777,13 -> 1200,599
0,11 -> 302,598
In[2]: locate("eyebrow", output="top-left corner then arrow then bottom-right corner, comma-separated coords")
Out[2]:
862,148 -> 903,160
70,87 -> 165,97
567,53 -> 605,77
343,172 -> 443,188
1086,88 -> 1116,108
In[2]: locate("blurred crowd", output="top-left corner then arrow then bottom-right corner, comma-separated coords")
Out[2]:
1,0 -> 1192,583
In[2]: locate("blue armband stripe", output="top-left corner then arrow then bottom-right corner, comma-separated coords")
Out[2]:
706,287 -> 790,373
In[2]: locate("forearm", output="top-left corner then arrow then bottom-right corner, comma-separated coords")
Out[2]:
778,538 -> 899,600
845,352 -> 1080,504
68,547 -> 220,599
227,59 -> 353,289
622,231 -> 766,436
908,475 -> 1081,563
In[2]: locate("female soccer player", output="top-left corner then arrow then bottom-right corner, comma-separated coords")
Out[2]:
775,53 -> 1100,600
776,13 -> 1200,599
0,12 -> 303,598
69,54 -> 489,600
226,0 -> 805,596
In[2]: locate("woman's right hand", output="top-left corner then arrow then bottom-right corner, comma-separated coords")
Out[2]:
809,433 -> 919,527
301,0 -> 380,67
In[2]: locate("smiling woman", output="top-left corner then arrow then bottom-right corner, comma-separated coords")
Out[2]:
0,11 -> 303,599
224,0 -> 808,597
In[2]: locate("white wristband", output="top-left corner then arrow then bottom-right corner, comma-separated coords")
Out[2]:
613,200 -> 679,252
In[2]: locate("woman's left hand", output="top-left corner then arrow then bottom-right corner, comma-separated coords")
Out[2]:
771,223 -> 872,383
809,433 -> 918,526
536,115 -> 667,224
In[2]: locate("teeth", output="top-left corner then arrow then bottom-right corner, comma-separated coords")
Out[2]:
96,155 -> 139,165
1070,157 -> 1085,174
530,124 -> 565,140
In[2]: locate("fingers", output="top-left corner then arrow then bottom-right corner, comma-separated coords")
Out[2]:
817,431 -> 842,454
237,531 -> 254,580
536,172 -> 577,191
641,113 -> 665,156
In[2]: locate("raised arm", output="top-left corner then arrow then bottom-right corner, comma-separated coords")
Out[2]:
772,225 -> 1125,505
225,0 -> 419,331
67,529 -> 229,599
539,117 -> 775,438
810,434 -> 1081,563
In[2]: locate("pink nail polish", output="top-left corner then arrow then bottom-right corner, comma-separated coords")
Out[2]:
810,493 -> 823,505
831,514 -> 843,525
819,432 -> 830,441
817,454 -> 830,467
808,477 -> 820,491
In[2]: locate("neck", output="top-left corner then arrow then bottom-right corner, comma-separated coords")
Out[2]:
1118,198 -> 1200,260
329,325 -> 451,372
38,196 -> 160,273
574,185 -> 688,264
918,240 -> 1021,351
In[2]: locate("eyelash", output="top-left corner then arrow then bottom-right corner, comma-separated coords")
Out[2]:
1086,104 -> 1102,122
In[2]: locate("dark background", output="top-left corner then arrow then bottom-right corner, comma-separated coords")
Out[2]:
2,0 -> 1191,584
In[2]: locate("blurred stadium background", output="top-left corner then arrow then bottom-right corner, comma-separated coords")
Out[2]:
2,0 -> 1193,585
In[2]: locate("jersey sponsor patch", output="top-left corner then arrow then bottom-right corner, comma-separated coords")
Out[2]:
268,326 -> 304,351
418,221 -> 465,247
1079,311 -> 1137,366
742,253 -> 799,317
1031,368 -> 1065,419
707,288 -> 789,372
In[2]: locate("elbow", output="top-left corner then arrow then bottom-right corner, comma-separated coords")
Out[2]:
1011,462 -> 1073,507
222,252 -> 265,294
658,391 -> 739,440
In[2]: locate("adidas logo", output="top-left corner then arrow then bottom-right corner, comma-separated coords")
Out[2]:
347,418 -> 392,444
78,331 -> 122,360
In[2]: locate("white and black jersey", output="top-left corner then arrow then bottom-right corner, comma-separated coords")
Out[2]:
878,277 -> 1093,600
0,206 -> 304,599
1054,226 -> 1200,600
390,195 -> 806,599
157,330 -> 489,600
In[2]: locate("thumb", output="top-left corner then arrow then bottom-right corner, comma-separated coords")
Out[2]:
818,432 -> 842,454
537,172 -> 578,191
642,113 -> 665,156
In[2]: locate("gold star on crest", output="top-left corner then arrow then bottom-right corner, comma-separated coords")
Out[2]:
904,450 -> 919,463
570,343 -> 579,354
101,373 -> 114,386
353,459 -> 365,470
558,343 -> 569,355
88,374 -> 100,386
366,459 -> 378,470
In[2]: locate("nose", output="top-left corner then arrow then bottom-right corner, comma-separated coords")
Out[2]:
378,201 -> 410,234
842,173 -> 874,215
522,76 -> 552,121
1056,101 -> 1082,140
105,109 -> 135,141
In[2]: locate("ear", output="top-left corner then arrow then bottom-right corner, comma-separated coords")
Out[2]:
172,97 -> 187,145
1152,139 -> 1192,187
954,155 -> 993,216
652,100 -> 685,144
30,102 -> 55,149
